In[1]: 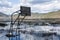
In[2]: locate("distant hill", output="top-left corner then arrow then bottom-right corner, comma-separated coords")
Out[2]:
0,12 -> 9,21
13,10 -> 60,20
0,12 -> 8,17
40,10 -> 60,18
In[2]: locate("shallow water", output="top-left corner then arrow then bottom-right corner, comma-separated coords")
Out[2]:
0,22 -> 60,40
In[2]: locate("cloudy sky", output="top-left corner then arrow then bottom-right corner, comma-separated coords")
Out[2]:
0,0 -> 60,15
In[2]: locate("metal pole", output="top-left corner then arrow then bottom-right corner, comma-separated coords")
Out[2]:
16,13 -> 21,40
18,15 -> 20,40
18,15 -> 26,40
10,10 -> 20,40
9,37 -> 11,40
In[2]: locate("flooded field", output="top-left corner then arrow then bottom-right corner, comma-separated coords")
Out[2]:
0,22 -> 60,40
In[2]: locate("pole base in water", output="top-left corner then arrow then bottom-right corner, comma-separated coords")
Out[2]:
6,33 -> 18,37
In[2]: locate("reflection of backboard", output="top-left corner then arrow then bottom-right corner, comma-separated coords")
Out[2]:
20,6 -> 31,16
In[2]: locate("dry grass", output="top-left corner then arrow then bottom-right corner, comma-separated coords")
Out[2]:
13,10 -> 60,20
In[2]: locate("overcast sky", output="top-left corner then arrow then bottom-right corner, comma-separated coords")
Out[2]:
0,0 -> 60,15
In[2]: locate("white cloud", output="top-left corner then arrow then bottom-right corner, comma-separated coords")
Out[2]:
31,0 -> 60,13
0,0 -> 12,7
0,0 -> 60,15
0,4 -> 20,15
19,0 -> 60,13
0,0 -> 14,14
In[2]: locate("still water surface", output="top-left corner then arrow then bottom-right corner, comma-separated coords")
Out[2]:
0,22 -> 60,40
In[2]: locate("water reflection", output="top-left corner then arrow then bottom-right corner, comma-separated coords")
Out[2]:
0,22 -> 60,40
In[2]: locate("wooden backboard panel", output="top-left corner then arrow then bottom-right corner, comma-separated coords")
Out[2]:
20,6 -> 31,16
